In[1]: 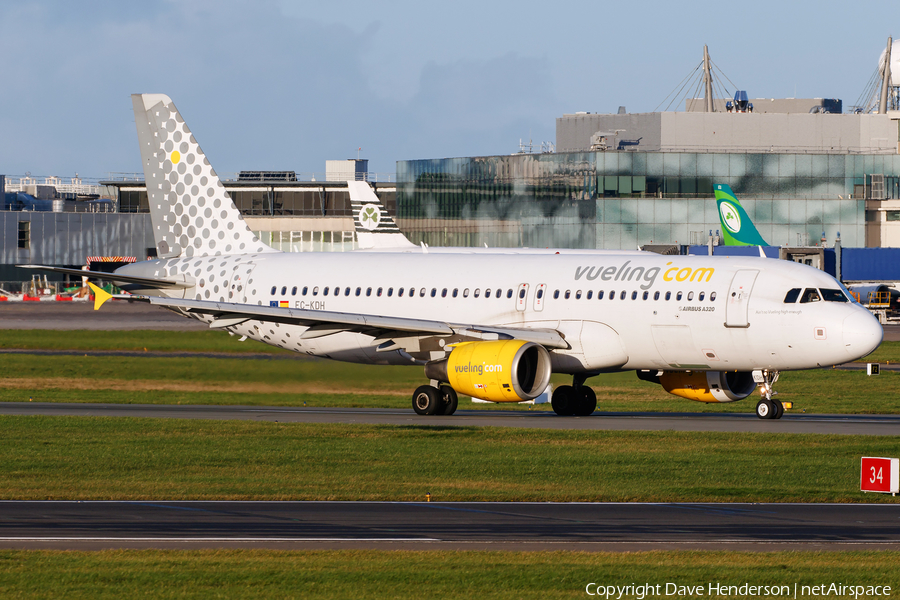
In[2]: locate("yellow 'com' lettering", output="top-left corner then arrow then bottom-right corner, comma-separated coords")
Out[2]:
662,262 -> 715,283
690,267 -> 715,282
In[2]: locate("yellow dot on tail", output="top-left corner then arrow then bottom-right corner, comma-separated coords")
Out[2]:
171,150 -> 181,164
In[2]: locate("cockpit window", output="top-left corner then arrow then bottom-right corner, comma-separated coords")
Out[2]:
784,288 -> 801,303
820,288 -> 849,302
799,288 -> 821,303
838,281 -> 860,304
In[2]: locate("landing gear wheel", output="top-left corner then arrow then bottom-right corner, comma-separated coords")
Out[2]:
412,385 -> 441,415
756,399 -> 784,419
438,385 -> 458,416
773,400 -> 784,420
573,386 -> 597,416
551,385 -> 575,416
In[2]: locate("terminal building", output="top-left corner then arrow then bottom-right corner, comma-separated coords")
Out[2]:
396,98 -> 900,251
395,43 -> 900,252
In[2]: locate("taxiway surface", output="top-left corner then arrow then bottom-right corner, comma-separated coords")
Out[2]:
2,402 -> 899,435
0,301 -> 207,331
1,501 -> 897,552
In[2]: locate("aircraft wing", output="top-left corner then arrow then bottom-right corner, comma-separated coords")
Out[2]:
18,265 -> 194,290
129,295 -> 570,349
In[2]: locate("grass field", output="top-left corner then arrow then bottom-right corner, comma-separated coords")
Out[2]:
2,550 -> 898,600
2,337 -> 899,414
2,416 -> 898,503
0,329 -> 290,354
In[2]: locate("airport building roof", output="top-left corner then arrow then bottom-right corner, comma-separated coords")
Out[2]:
557,110 -> 900,154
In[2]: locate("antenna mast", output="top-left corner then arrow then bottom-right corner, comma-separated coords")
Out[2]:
879,37 -> 893,114
703,45 -> 715,112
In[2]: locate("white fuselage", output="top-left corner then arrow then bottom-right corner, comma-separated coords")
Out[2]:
121,251 -> 882,374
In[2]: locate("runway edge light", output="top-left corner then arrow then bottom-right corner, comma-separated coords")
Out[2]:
860,457 -> 899,495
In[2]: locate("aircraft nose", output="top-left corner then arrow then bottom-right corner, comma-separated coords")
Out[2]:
842,309 -> 883,360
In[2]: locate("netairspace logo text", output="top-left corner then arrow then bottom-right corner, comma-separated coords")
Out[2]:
585,582 -> 893,599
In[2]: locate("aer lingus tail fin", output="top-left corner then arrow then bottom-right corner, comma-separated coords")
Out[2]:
714,184 -> 768,246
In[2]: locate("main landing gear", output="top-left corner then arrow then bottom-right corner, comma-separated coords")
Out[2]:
754,370 -> 783,419
551,374 -> 597,416
412,383 -> 458,416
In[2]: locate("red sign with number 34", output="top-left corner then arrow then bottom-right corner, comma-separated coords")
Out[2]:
860,457 -> 899,494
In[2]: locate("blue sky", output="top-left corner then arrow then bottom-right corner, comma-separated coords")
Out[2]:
0,0 -> 895,180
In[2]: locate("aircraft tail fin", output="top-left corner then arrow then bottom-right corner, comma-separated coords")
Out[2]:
346,181 -> 416,250
714,184 -> 768,246
131,94 -> 276,259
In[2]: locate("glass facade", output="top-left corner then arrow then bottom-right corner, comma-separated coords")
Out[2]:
229,188 -> 353,216
119,187 -> 358,216
257,230 -> 358,252
397,152 -> 900,249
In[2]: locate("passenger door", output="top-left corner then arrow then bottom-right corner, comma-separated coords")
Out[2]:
725,269 -> 758,328
229,262 -> 256,304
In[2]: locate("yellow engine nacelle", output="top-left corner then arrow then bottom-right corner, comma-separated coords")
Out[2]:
424,340 -> 552,402
643,370 -> 757,403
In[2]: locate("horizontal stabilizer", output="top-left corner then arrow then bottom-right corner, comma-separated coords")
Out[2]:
18,265 -> 194,289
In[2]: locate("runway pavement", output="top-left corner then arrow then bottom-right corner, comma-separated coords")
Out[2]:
2,402 -> 899,435
0,301 -> 207,331
1,501 -> 897,551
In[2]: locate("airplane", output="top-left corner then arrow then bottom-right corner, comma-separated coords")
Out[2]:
714,184 -> 769,246
22,94 -> 883,421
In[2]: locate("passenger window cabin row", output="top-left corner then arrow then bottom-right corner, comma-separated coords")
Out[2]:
270,285 -> 516,298
268,285 -> 716,302
552,289 -> 716,302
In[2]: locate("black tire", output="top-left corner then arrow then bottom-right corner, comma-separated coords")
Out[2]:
439,385 -> 459,416
551,385 -> 575,416
755,399 -> 773,419
773,400 -> 784,420
573,386 -> 597,416
412,385 -> 441,415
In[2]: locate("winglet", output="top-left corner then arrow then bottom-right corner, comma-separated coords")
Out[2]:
88,282 -> 113,311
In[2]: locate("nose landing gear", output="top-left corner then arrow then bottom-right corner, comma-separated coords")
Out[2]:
755,398 -> 784,419
754,370 -> 783,419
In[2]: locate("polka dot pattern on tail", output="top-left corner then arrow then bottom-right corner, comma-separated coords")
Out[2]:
136,95 -> 276,259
